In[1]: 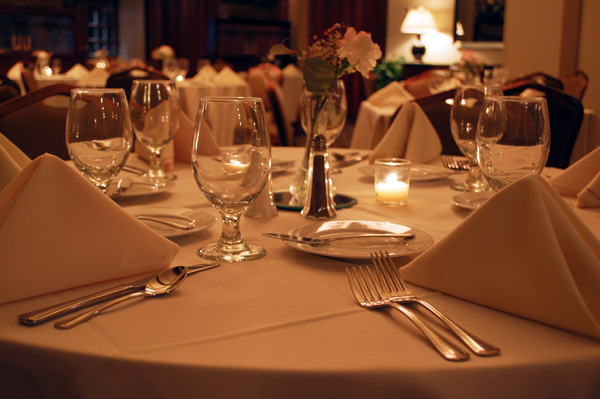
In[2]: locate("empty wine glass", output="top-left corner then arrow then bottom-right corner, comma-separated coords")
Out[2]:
192,97 -> 271,262
162,58 -> 179,80
476,96 -> 550,191
449,84 -> 503,192
66,88 -> 133,194
129,80 -> 181,187
177,58 -> 189,81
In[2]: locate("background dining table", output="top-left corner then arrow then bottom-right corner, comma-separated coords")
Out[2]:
1,147 -> 600,399
176,79 -> 252,120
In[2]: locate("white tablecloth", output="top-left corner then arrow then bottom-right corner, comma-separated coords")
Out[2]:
176,79 -> 252,119
1,147 -> 600,398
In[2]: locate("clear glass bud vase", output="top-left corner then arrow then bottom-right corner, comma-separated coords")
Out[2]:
289,90 -> 331,205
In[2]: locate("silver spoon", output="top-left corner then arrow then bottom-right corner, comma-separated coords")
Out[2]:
55,266 -> 188,329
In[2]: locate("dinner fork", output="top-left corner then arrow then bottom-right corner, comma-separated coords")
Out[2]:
441,155 -> 470,171
371,251 -> 500,357
346,266 -> 469,361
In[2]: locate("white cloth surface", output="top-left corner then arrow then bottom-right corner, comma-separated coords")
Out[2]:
6,62 -> 25,94
77,67 -> 110,87
368,102 -> 442,164
549,146 -> 600,207
2,148 -> 600,398
402,175 -> 600,339
281,64 -> 304,123
0,132 -> 31,191
176,79 -> 251,120
65,63 -> 90,79
0,154 -> 179,304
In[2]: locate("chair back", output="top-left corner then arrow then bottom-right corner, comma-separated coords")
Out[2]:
21,69 -> 39,92
0,77 -> 20,104
561,70 -> 588,100
412,88 -> 462,156
265,76 -> 294,146
0,83 -> 76,160
106,67 -> 168,99
504,82 -> 584,169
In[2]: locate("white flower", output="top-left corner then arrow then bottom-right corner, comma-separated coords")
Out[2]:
32,50 -> 49,60
151,45 -> 175,60
337,28 -> 382,78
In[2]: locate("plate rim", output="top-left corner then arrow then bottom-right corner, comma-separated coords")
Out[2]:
282,219 -> 433,260
359,164 -> 454,182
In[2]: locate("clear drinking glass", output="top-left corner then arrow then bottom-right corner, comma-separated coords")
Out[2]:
66,88 -> 133,194
299,80 -> 347,147
192,97 -> 271,262
177,58 -> 189,81
129,80 -> 181,187
476,96 -> 550,191
449,84 -> 503,192
162,58 -> 179,80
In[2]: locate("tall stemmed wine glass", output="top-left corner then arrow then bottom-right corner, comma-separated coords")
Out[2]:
449,84 -> 503,192
192,97 -> 271,262
66,88 -> 133,194
476,96 -> 550,191
129,80 -> 181,187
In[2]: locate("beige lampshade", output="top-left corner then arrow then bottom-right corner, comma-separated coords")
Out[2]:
400,6 -> 438,34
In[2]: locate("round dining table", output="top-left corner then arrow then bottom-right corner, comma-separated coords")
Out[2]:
176,79 -> 252,120
1,147 -> 600,399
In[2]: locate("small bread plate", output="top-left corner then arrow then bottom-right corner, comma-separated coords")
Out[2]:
281,220 -> 434,260
451,191 -> 492,210
125,206 -> 216,238
359,164 -> 453,182
108,180 -> 173,198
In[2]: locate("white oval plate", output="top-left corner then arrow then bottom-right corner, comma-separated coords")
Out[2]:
282,220 -> 434,260
125,206 -> 216,238
451,192 -> 492,210
359,164 -> 454,182
108,180 -> 173,198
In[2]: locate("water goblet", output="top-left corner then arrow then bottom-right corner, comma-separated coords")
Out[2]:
449,84 -> 503,192
129,80 -> 181,187
162,58 -> 179,81
476,96 -> 550,191
65,88 -> 133,194
192,97 -> 271,262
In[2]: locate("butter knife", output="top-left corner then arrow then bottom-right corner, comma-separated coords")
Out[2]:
263,232 -> 415,245
18,262 -> 219,325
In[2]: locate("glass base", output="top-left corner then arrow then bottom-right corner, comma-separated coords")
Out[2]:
198,242 -> 267,262
450,181 -> 492,193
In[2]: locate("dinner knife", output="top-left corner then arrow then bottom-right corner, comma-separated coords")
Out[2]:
18,262 -> 219,325
263,232 -> 415,244
331,154 -> 369,168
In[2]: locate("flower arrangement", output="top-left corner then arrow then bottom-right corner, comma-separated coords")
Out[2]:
151,45 -> 175,60
93,48 -> 110,59
451,50 -> 485,84
271,23 -> 382,92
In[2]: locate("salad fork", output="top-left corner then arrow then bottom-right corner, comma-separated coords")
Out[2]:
371,251 -> 500,357
441,154 -> 470,171
346,265 -> 469,361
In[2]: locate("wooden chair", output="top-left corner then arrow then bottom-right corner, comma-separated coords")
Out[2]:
0,76 -> 21,104
504,81 -> 584,168
561,70 -> 588,100
106,67 -> 168,99
413,88 -> 463,156
0,84 -> 76,160
21,69 -> 39,92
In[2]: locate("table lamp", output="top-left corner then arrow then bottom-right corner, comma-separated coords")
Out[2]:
400,6 -> 438,62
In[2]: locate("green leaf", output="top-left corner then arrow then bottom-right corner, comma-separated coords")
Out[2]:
302,58 -> 337,92
269,43 -> 297,56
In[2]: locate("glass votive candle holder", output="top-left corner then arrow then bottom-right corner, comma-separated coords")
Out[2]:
374,158 -> 411,206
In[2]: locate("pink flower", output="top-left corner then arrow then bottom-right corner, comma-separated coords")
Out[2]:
337,28 -> 382,78
151,45 -> 175,60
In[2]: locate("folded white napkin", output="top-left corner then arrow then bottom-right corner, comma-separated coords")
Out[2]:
7,62 -> 23,82
367,81 -> 414,108
0,154 -> 179,304
402,175 -> 600,339
282,63 -> 303,77
213,66 -> 246,85
350,101 -> 398,149
65,63 -> 90,79
549,146 -> 600,208
78,67 -> 110,86
0,133 -> 31,192
192,65 -> 218,81
368,102 -> 442,164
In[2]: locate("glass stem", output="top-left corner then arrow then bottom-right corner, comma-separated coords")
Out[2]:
218,212 -> 244,246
